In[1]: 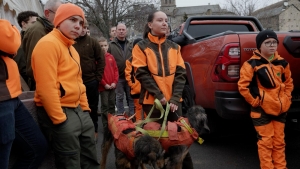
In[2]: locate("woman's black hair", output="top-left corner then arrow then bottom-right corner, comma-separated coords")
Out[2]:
143,10 -> 159,39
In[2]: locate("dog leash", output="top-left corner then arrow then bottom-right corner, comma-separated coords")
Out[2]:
135,100 -> 205,145
135,99 -> 170,140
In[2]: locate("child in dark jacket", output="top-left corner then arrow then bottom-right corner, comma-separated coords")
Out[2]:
98,37 -> 119,134
238,30 -> 293,169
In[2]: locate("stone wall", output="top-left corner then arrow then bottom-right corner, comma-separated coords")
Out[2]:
279,4 -> 300,31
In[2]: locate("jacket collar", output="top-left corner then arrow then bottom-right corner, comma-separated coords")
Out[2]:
76,33 -> 87,41
105,52 -> 113,57
111,37 -> 128,44
147,32 -> 166,44
20,30 -> 25,39
253,49 -> 279,62
37,16 -> 54,33
51,28 -> 75,47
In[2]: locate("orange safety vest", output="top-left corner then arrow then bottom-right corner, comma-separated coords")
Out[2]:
107,114 -> 142,159
143,117 -> 198,151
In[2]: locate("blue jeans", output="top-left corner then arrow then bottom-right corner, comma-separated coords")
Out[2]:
0,98 -> 48,169
115,78 -> 134,115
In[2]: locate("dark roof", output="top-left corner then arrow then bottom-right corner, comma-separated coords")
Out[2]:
174,5 -> 221,16
252,1 -> 284,18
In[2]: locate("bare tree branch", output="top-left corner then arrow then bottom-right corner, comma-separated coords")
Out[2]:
223,0 -> 260,16
66,0 -> 159,39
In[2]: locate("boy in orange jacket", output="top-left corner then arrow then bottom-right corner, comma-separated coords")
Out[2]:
238,30 -> 293,169
125,38 -> 147,121
31,3 -> 99,168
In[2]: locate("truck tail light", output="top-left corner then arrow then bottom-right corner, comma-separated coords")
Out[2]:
211,43 -> 240,82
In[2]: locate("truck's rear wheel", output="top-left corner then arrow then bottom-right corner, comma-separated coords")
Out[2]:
182,85 -> 195,115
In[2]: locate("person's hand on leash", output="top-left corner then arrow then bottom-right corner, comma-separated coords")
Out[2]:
170,103 -> 178,112
160,97 -> 167,105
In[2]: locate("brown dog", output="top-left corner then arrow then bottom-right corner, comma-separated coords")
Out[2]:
141,105 -> 210,169
100,114 -> 165,169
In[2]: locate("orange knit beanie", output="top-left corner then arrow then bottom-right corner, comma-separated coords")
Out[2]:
0,19 -> 21,55
53,3 -> 85,27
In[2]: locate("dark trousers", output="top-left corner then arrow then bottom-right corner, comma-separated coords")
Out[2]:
100,89 -> 116,134
28,77 -> 36,91
0,98 -> 48,169
84,79 -> 99,133
115,78 -> 134,115
37,106 -> 99,169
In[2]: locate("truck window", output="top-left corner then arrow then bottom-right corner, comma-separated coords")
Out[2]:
187,24 -> 255,40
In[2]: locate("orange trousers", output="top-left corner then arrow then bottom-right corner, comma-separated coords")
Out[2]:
254,120 -> 286,169
133,99 -> 146,120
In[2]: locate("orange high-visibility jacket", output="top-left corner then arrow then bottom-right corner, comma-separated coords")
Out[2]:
125,57 -> 141,98
132,33 -> 186,105
238,50 -> 293,115
0,56 -> 22,101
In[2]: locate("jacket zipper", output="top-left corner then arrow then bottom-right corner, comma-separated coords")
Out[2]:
269,61 -> 283,113
68,48 -> 81,103
261,90 -> 265,105
264,68 -> 275,87
269,61 -> 282,112
158,43 -> 165,77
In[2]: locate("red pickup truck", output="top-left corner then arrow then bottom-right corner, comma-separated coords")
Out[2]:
174,16 -> 300,130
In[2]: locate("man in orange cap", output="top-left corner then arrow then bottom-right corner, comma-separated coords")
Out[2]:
31,3 -> 100,168
0,19 -> 48,169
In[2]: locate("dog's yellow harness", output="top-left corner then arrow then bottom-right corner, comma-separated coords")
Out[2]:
135,99 -> 204,151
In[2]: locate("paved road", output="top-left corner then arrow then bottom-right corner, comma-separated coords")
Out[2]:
95,114 -> 300,169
